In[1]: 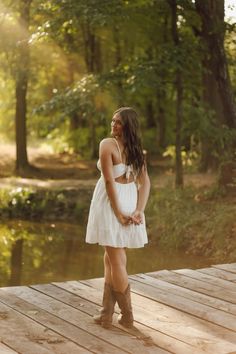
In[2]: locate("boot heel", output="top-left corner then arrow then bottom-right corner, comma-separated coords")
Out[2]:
118,317 -> 133,328
114,284 -> 134,328
93,314 -> 112,329
93,283 -> 115,328
101,321 -> 112,329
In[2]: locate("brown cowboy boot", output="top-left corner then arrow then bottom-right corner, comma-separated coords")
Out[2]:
114,284 -> 134,328
93,283 -> 116,329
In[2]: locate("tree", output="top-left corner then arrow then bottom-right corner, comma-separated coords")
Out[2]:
39,0 -> 127,157
1,0 -> 235,172
195,0 -> 236,129
0,0 -> 34,174
169,0 -> 184,187
15,0 -> 32,175
15,0 -> 32,174
195,0 -> 236,170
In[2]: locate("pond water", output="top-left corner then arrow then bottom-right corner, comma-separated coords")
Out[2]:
0,219 -> 213,287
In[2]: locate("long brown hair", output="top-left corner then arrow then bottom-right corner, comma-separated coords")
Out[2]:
113,107 -> 145,176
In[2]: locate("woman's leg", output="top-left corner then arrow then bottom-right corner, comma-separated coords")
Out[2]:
104,250 -> 112,285
105,246 -> 133,328
105,246 -> 128,293
93,249 -> 115,328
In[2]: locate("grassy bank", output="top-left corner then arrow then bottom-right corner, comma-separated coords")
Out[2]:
0,183 -> 235,263
0,187 -> 91,221
147,185 -> 236,263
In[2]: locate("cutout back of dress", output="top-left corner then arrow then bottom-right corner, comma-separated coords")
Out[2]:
97,139 -> 134,180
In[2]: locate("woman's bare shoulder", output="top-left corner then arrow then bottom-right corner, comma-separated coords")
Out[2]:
100,137 -> 115,148
100,137 -> 115,144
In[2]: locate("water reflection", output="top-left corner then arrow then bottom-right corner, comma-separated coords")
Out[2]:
0,220 -> 213,287
9,238 -> 23,285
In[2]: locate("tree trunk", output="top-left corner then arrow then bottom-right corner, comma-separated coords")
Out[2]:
169,0 -> 184,188
146,100 -> 156,128
81,21 -> 100,158
157,11 -> 168,150
175,72 -> 184,187
113,25 -> 125,106
199,52 -> 223,171
156,88 -> 166,149
15,0 -> 32,174
67,57 -> 83,131
195,0 -> 236,129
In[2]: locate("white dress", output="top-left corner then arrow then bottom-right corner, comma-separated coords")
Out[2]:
85,139 -> 148,248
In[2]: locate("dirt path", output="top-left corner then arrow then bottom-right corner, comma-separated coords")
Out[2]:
0,142 -> 217,190
0,142 -> 98,179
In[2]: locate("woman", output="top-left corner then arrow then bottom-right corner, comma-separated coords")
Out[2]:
86,107 -> 150,329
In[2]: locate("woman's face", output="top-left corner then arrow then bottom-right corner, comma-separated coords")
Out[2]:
111,113 -> 123,137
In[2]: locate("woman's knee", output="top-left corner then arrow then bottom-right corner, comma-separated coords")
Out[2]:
105,247 -> 126,268
104,251 -> 110,266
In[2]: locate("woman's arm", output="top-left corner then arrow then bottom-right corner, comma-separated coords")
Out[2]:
132,165 -> 150,224
100,139 -> 131,226
137,165 -> 151,212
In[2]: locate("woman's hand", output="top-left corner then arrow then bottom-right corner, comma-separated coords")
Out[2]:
117,213 -> 132,226
131,210 -> 143,225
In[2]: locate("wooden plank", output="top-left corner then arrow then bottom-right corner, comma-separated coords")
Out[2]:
1,263 -> 236,354
80,278 -> 236,354
5,286 -> 166,354
53,280 -> 208,354
0,287 -> 118,354
0,343 -> 18,354
148,269 -> 236,304
127,275 -> 236,343
133,273 -> 236,332
0,299 -> 89,354
213,263 -> 236,274
83,279 -> 236,353
174,269 -> 236,292
31,283 -> 168,354
198,268 -> 236,282
134,273 -> 236,316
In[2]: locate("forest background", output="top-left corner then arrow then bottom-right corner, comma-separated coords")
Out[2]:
0,0 -> 236,273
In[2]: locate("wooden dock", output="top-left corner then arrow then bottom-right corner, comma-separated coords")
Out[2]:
0,263 -> 236,354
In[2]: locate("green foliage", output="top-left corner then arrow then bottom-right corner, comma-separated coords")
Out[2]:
0,187 -> 91,221
147,186 -> 198,249
35,74 -> 99,117
0,0 -> 235,164
142,128 -> 158,155
33,74 -> 107,155
163,145 -> 199,169
201,118 -> 236,164
68,128 -> 90,156
146,185 -> 236,261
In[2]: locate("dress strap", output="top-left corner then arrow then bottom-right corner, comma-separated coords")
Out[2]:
113,138 -> 122,163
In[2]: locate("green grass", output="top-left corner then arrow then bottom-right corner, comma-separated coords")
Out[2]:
146,185 -> 236,262
0,187 -> 91,221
